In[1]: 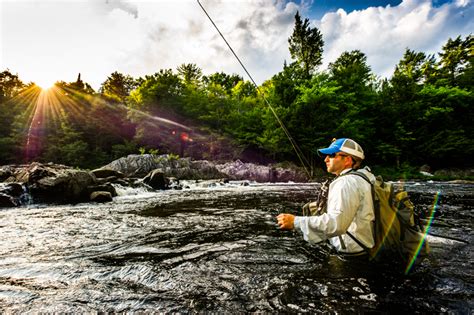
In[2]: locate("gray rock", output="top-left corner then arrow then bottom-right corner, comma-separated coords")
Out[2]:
88,183 -> 117,197
99,154 -> 162,177
0,193 -> 17,207
434,168 -> 474,178
99,154 -> 308,182
99,154 -> 227,180
0,166 -> 14,182
90,168 -> 125,179
90,191 -> 113,203
30,169 -> 96,203
0,183 -> 24,197
95,176 -> 117,185
143,169 -> 168,190
215,160 -> 307,182
2,162 -> 97,204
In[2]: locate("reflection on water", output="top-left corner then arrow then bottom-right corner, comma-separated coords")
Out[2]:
0,181 -> 472,312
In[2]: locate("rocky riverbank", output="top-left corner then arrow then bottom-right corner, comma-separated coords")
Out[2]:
0,154 -> 308,207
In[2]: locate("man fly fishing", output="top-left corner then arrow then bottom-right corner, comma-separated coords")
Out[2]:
277,138 -> 376,255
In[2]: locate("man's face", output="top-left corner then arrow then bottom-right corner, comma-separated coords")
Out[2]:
324,152 -> 351,175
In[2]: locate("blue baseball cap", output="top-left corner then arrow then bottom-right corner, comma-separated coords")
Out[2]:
318,138 -> 365,159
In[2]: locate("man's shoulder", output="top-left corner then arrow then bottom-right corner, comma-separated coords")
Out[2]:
333,168 -> 375,189
332,171 -> 361,187
346,167 -> 376,184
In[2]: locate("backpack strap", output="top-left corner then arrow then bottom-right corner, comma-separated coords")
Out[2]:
346,231 -> 371,254
345,170 -> 372,186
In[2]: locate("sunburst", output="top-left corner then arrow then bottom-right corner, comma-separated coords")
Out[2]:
35,78 -> 56,90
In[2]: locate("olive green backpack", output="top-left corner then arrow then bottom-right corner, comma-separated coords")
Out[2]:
346,171 -> 430,272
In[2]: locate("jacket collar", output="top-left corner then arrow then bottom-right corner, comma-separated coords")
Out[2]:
339,168 -> 353,176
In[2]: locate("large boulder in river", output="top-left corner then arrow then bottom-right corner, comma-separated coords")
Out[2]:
1,162 -> 97,204
143,169 -> 168,190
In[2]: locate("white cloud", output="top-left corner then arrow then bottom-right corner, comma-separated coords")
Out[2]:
113,0 -> 300,87
318,0 -> 473,78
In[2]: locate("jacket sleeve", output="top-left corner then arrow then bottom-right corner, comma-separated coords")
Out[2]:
294,177 -> 361,244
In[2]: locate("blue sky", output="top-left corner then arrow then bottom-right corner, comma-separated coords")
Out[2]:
309,0 -> 404,18
1,0 -> 472,89
308,0 -> 452,18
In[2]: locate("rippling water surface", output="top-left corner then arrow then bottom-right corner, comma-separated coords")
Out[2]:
0,181 -> 472,312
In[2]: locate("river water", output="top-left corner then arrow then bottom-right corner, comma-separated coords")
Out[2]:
0,180 -> 472,313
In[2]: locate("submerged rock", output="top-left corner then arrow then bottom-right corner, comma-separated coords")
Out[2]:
90,191 -> 113,203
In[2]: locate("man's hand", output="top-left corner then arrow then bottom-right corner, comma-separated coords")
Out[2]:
277,213 -> 295,230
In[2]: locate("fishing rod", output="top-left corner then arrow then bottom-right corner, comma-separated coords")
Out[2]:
197,0 -> 312,178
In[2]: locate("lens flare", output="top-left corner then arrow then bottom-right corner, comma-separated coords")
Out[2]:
404,191 -> 440,274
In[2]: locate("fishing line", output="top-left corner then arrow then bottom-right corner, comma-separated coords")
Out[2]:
197,0 -> 312,178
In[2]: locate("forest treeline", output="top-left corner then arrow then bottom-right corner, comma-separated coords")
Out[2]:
0,13 -> 472,176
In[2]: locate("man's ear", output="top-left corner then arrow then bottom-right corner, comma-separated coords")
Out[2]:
346,156 -> 354,168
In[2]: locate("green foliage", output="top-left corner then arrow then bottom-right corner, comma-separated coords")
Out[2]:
288,11 -> 324,77
111,140 -> 138,159
328,50 -> 374,91
59,73 -> 95,94
168,153 -> 180,161
42,121 -> 90,168
0,70 -> 25,101
177,63 -> 203,85
270,61 -> 307,106
438,35 -> 473,87
129,69 -> 183,114
202,72 -> 243,94
100,71 -> 138,103
153,153 -> 180,164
